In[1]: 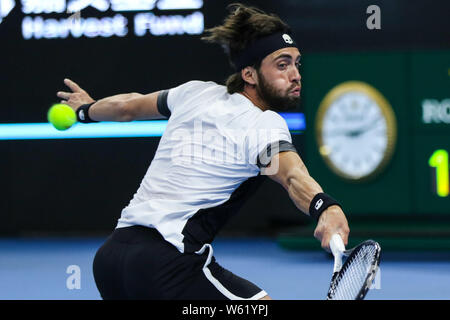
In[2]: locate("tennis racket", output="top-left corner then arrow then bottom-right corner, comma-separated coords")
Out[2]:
327,234 -> 381,300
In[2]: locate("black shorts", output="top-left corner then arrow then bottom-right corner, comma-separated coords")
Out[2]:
93,226 -> 267,300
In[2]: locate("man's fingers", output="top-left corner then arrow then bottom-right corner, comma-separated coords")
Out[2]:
322,234 -> 332,252
339,232 -> 349,246
337,225 -> 350,246
57,91 -> 71,99
64,78 -> 82,93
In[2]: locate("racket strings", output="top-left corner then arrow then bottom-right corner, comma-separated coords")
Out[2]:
330,244 -> 378,300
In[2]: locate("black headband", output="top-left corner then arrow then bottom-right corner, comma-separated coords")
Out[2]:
232,32 -> 297,71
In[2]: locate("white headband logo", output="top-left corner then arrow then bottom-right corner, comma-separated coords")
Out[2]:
282,34 -> 293,44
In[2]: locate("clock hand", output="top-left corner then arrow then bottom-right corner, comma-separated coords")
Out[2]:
325,118 -> 382,137
345,117 -> 383,138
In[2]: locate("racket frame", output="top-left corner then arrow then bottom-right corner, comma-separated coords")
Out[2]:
327,235 -> 381,300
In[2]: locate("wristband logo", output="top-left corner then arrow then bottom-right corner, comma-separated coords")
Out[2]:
315,199 -> 323,210
78,109 -> 85,121
0,0 -> 15,25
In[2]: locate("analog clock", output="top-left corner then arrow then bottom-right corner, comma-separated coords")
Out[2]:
315,81 -> 397,181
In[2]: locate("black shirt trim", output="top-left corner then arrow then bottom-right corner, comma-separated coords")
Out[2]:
257,140 -> 297,168
157,90 -> 171,118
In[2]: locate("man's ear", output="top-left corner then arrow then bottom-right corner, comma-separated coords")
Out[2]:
241,66 -> 257,86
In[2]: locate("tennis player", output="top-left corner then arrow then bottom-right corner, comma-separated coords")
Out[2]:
57,4 -> 350,300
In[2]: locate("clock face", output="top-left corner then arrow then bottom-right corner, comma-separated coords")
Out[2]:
316,82 -> 397,181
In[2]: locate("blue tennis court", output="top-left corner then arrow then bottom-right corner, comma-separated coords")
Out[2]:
1,237 -> 450,300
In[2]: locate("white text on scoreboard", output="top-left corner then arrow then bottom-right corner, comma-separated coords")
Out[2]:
17,0 -> 204,39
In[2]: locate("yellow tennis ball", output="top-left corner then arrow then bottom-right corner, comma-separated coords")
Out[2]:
47,104 -> 76,131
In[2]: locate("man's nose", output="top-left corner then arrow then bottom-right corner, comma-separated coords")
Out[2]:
291,66 -> 301,83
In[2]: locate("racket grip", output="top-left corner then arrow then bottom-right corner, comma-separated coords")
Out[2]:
330,234 -> 346,273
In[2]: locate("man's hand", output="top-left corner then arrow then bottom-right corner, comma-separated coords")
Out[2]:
57,78 -> 95,111
313,206 -> 350,252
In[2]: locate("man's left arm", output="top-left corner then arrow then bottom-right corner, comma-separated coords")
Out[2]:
57,78 -> 166,122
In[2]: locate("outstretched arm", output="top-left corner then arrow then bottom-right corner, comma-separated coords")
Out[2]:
56,78 -> 165,122
266,151 -> 350,251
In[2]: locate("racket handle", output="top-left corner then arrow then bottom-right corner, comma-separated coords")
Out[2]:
330,234 -> 346,273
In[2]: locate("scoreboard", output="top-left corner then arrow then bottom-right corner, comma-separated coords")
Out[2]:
411,51 -> 450,214
303,50 -> 450,216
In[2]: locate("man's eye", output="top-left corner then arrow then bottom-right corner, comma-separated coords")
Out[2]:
278,63 -> 287,69
296,62 -> 302,69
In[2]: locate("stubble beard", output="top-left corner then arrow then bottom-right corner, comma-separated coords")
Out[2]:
256,70 -> 300,112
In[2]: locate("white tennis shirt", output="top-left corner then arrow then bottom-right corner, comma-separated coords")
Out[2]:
116,80 -> 295,253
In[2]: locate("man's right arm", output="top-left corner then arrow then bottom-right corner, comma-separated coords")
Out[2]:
265,151 -> 350,251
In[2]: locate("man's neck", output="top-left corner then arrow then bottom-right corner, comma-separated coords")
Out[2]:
240,85 -> 269,111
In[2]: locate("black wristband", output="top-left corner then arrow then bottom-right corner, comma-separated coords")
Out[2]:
76,102 -> 98,123
309,193 -> 341,221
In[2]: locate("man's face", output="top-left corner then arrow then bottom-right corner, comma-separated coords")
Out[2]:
255,47 -> 301,111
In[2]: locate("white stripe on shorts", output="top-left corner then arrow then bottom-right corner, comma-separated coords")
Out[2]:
195,244 -> 268,300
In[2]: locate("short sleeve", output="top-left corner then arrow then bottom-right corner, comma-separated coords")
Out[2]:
246,111 -> 297,168
156,81 -> 212,118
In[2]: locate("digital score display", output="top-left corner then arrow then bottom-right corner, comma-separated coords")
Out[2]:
410,51 -> 450,214
429,149 -> 449,198
419,99 -> 450,199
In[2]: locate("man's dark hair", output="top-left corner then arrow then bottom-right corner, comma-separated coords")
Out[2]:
201,3 -> 291,94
